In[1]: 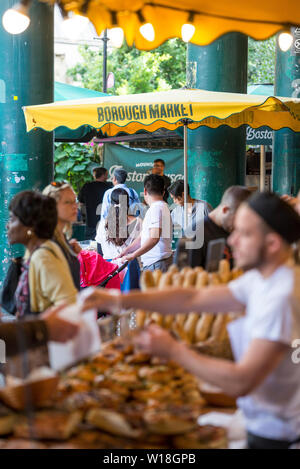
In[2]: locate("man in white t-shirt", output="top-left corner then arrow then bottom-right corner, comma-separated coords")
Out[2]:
117,174 -> 173,272
80,192 -> 300,449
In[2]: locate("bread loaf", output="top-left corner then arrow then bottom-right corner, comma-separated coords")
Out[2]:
195,314 -> 215,342
184,313 -> 200,343
140,270 -> 155,291
218,260 -> 231,283
195,271 -> 209,289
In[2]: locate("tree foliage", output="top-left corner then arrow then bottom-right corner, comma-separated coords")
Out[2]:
67,39 -> 187,94
67,36 -> 276,95
248,37 -> 276,85
54,142 -> 103,193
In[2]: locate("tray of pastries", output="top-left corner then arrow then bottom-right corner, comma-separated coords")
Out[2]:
0,339 -> 229,449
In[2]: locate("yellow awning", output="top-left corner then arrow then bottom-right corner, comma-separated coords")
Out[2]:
42,0 -> 300,49
23,89 -> 300,136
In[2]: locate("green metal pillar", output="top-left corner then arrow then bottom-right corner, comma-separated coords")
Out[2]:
273,28 -> 300,196
187,33 -> 248,208
0,0 -> 54,286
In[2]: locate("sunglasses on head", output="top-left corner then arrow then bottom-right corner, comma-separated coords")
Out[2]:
50,181 -> 68,188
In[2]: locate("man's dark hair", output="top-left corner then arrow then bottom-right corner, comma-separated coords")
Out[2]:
9,190 -> 58,239
113,168 -> 127,184
221,185 -> 252,211
93,167 -> 107,179
144,174 -> 165,196
169,179 -> 190,198
154,158 -> 165,167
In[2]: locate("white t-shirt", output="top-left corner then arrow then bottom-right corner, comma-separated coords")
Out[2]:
228,265 -> 300,441
140,201 -> 172,267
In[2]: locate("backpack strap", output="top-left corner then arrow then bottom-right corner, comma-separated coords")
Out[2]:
37,245 -> 59,259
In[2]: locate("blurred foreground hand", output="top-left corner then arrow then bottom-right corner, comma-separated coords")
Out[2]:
42,305 -> 79,343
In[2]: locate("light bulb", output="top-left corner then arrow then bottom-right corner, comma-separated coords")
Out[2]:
181,23 -> 195,43
140,23 -> 155,42
278,31 -> 293,52
62,14 -> 89,40
109,27 -> 124,48
2,6 -> 30,35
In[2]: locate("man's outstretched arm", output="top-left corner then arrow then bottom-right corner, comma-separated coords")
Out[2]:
80,284 -> 244,315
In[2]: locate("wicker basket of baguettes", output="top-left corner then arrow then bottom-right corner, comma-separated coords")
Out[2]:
0,261 -> 239,449
138,260 -> 242,358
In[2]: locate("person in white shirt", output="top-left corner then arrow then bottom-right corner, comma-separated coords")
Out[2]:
117,174 -> 173,272
80,192 -> 300,449
169,179 -> 212,237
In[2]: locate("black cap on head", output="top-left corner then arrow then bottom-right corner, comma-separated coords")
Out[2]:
247,192 -> 300,244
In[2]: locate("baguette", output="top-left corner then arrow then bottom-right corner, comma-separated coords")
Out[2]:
195,271 -> 209,288
135,310 -> 147,328
184,313 -> 200,343
195,313 -> 215,342
176,314 -> 187,328
150,313 -> 164,327
218,259 -> 231,283
140,270 -> 155,291
183,270 -> 197,288
181,267 -> 192,276
172,323 -> 190,344
209,273 -> 221,285
163,315 -> 174,329
158,272 -> 173,290
231,268 -> 243,280
172,273 -> 184,287
152,269 -> 162,287
193,267 -> 204,275
168,264 -> 179,274
210,314 -> 228,341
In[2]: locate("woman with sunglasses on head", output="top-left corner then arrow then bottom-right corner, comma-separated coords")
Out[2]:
43,181 -> 81,290
96,188 -> 141,291
6,191 -> 77,316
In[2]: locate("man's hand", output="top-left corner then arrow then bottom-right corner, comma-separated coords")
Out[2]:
41,305 -> 79,343
78,288 -> 120,313
133,324 -> 178,360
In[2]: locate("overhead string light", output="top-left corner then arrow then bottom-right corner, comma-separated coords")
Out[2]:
109,11 -> 124,48
2,0 -> 31,35
278,29 -> 293,51
57,1 -> 89,40
137,10 -> 155,42
181,11 -> 195,43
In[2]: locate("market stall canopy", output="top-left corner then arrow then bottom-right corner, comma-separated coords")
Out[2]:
247,84 -> 274,145
23,89 -> 300,136
40,0 -> 300,50
54,81 -> 108,142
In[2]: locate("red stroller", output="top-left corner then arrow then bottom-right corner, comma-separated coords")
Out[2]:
78,250 -> 128,290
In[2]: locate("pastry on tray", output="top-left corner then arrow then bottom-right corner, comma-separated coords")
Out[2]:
86,408 -> 144,439
1,439 -> 48,449
14,410 -> 82,440
143,403 -> 200,435
173,425 -> 228,449
0,404 -> 16,436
